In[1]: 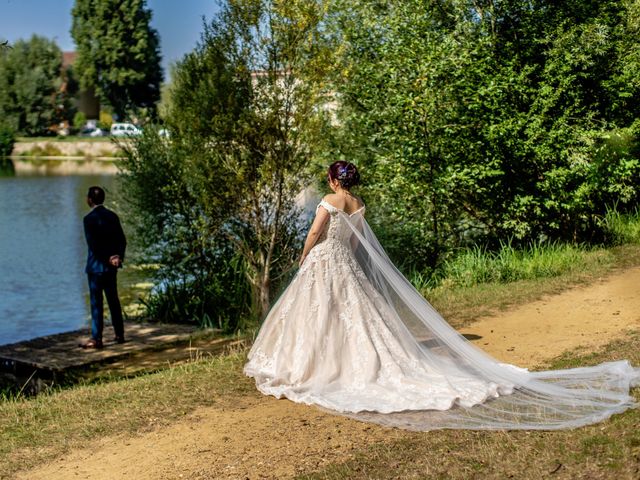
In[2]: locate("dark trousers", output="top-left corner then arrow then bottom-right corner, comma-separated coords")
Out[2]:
88,271 -> 124,341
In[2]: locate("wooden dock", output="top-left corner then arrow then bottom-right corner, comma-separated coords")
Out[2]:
0,322 -> 243,394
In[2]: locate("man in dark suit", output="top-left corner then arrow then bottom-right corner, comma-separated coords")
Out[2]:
81,186 -> 127,349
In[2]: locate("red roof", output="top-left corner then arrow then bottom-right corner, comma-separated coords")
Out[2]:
62,51 -> 77,68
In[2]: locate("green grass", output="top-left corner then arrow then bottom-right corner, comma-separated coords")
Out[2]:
421,244 -> 640,328
409,209 -> 640,321
0,349 -> 258,478
602,207 -> 640,245
409,240 -> 613,294
443,241 -> 599,286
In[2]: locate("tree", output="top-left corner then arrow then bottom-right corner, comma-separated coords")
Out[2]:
330,0 -> 507,267
331,0 -> 640,270
71,0 -> 163,119
121,0 -> 332,325
0,35 -> 64,136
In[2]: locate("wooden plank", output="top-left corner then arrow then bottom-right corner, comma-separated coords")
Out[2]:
0,322 -> 203,372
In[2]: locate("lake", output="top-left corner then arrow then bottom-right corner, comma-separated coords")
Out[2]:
0,163 -> 148,346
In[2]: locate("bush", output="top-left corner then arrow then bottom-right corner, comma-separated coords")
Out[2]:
98,111 -> 113,130
601,208 -> 640,245
0,124 -> 15,157
73,111 -> 87,131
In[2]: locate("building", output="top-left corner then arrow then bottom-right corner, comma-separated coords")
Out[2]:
62,51 -> 100,121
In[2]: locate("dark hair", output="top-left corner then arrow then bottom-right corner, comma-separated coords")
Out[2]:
328,161 -> 360,189
87,186 -> 105,205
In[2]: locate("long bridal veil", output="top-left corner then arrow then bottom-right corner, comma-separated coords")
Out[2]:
337,210 -> 639,430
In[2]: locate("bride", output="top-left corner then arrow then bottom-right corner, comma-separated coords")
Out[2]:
244,161 -> 639,430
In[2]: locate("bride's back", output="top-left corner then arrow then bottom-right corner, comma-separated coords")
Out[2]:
323,193 -> 364,215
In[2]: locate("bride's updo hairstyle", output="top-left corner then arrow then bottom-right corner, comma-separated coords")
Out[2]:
328,161 -> 360,189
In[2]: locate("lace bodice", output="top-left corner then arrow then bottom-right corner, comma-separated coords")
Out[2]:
316,200 -> 365,246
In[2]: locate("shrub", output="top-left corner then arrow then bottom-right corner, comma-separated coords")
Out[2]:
0,124 -> 15,157
98,111 -> 113,130
73,111 -> 87,131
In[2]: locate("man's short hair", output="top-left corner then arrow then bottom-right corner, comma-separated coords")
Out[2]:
87,186 -> 105,205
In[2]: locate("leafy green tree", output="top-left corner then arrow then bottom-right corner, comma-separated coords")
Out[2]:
0,35 -> 64,136
331,0 -> 640,269
122,0 -> 332,325
71,0 -> 163,119
330,0 -> 508,267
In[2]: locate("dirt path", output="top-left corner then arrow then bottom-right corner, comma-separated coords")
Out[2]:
460,266 -> 640,368
18,267 -> 640,480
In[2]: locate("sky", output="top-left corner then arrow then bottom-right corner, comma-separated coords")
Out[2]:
0,0 -> 221,79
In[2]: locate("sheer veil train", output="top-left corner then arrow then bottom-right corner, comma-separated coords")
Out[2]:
245,194 -> 640,431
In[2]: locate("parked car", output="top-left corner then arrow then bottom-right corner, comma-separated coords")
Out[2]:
110,123 -> 142,137
79,126 -> 107,137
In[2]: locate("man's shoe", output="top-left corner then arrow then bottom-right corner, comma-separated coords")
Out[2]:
114,336 -> 126,344
80,339 -> 103,349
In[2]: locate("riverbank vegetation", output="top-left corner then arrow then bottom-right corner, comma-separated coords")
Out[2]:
120,0 -> 640,332
121,0 -> 334,327
0,124 -> 15,157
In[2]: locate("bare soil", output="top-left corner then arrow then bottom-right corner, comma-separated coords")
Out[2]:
16,268 -> 640,480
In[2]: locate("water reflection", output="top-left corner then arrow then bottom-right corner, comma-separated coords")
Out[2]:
0,168 -> 146,346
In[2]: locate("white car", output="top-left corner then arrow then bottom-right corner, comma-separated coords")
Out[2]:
80,126 -> 106,137
110,123 -> 142,137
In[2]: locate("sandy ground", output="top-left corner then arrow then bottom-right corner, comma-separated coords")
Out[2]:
459,266 -> 640,368
17,267 -> 640,480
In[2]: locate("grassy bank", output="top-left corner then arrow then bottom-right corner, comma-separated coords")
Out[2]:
414,208 -> 640,326
426,244 -> 640,328
0,348 -> 258,478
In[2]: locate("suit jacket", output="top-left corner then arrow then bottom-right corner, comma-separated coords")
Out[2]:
84,205 -> 127,274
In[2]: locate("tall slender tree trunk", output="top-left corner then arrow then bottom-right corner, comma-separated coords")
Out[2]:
259,271 -> 271,319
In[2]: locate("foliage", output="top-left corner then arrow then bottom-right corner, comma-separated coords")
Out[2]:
0,123 -> 15,157
71,0 -> 163,119
121,0 -> 332,325
600,207 -> 640,245
98,111 -> 113,130
0,35 -> 66,136
73,111 -> 87,131
432,241 -> 597,289
125,0 -> 640,325
330,0 -> 640,270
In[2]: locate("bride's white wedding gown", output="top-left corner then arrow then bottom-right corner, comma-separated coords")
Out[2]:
244,200 -> 640,430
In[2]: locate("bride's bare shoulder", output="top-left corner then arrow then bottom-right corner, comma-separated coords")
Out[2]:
322,193 -> 365,212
